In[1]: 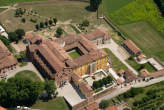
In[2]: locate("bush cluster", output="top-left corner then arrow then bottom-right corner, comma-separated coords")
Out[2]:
92,75 -> 113,90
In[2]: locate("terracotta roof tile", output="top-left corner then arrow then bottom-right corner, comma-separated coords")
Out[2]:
85,102 -> 99,110
123,40 -> 141,55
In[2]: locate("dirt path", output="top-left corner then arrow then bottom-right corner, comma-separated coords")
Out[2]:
0,4 -> 17,15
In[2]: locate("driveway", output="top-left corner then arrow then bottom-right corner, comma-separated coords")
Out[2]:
98,39 -> 139,75
5,62 -> 44,81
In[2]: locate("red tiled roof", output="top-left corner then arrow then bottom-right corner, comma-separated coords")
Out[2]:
0,40 -> 18,70
84,29 -> 110,41
149,69 -> 164,78
0,106 -> 6,110
105,105 -> 117,110
123,40 -> 141,55
85,102 -> 99,110
124,69 -> 137,82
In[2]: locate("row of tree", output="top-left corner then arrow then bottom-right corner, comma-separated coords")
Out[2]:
92,75 -> 113,90
123,88 -> 143,98
8,29 -> 25,43
35,18 -> 57,30
0,77 -> 57,108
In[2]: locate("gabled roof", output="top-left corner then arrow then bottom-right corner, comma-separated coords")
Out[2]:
123,40 -> 141,55
84,29 -> 110,41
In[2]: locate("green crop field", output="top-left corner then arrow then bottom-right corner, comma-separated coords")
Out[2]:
101,0 -> 134,14
119,21 -> 164,60
31,97 -> 69,110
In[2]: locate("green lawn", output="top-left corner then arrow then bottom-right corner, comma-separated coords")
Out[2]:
119,21 -> 164,61
103,48 -> 127,72
68,50 -> 81,59
15,70 -> 41,82
126,58 -> 156,73
31,97 -> 69,110
101,0 -> 134,14
109,0 -> 164,34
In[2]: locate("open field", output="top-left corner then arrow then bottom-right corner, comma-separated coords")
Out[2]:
101,0 -> 134,14
31,97 -> 69,110
0,0 -> 109,32
0,0 -> 46,6
110,0 -> 164,34
120,21 -> 164,60
0,8 -> 6,12
103,48 -> 127,73
15,70 -> 41,82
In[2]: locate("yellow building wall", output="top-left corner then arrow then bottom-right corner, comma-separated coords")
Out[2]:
73,57 -> 108,76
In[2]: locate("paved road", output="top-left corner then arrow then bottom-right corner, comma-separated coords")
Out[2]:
98,39 -> 139,75
97,76 -> 164,103
5,62 -> 44,81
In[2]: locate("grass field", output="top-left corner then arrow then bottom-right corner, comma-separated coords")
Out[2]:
103,48 -> 127,72
119,21 -> 164,60
15,70 -> 41,82
31,97 -> 69,110
0,0 -> 108,32
0,0 -> 46,6
126,58 -> 156,73
101,0 -> 134,14
68,50 -> 81,59
109,0 -> 164,34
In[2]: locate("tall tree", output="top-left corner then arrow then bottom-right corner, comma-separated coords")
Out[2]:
56,27 -> 63,37
15,29 -> 25,40
90,0 -> 102,11
53,18 -> 58,25
8,32 -> 19,43
44,80 -> 57,99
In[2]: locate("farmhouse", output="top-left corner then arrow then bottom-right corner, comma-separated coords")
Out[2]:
27,34 -> 108,87
0,40 -> 18,77
123,40 -> 146,61
84,29 -> 111,44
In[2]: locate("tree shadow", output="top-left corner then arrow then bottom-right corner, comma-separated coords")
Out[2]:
85,6 -> 96,12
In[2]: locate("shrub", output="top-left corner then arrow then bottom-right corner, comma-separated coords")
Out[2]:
30,18 -> 37,23
21,18 -> 26,23
99,100 -> 109,109
56,27 -> 63,37
82,19 -> 89,27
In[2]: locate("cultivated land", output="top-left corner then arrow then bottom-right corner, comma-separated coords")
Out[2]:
103,48 -> 127,72
101,0 -> 164,62
122,81 -> 164,110
31,97 -> 69,110
15,70 -> 41,82
101,0 -> 134,14
120,21 -> 164,59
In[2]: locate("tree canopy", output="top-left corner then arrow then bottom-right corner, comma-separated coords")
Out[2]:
90,0 -> 102,11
